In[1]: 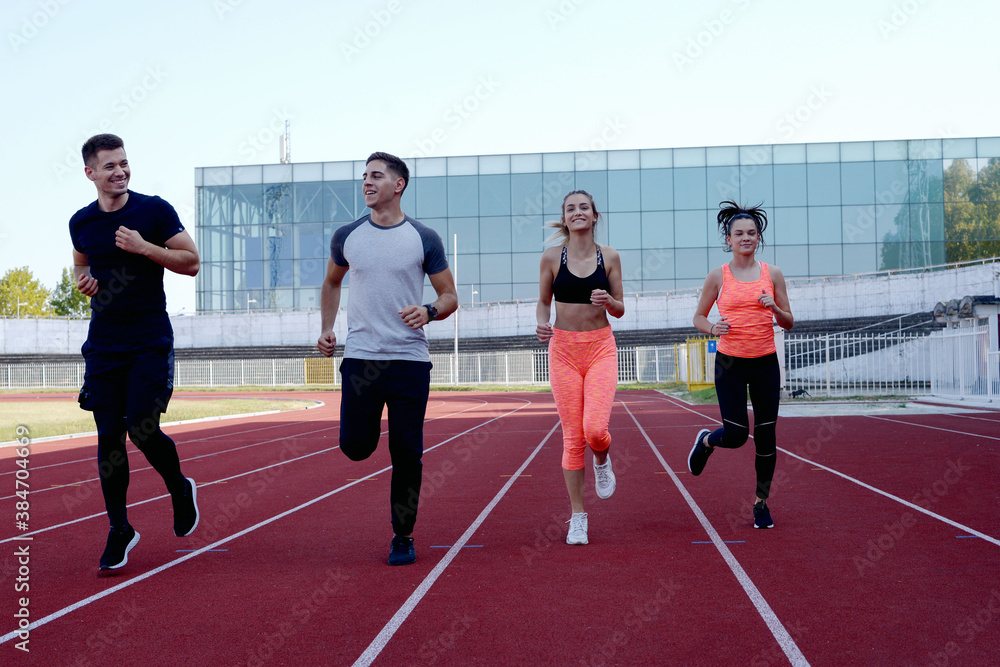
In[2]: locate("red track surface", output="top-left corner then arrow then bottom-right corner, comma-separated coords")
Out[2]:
1,390 -> 998,666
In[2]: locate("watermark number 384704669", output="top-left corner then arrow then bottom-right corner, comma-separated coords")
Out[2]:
13,424 -> 32,653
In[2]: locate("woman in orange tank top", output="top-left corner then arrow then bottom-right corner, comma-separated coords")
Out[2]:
689,201 -> 794,529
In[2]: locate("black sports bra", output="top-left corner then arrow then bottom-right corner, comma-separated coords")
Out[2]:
552,245 -> 610,304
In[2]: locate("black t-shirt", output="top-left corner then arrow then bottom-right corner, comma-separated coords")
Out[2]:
69,191 -> 185,344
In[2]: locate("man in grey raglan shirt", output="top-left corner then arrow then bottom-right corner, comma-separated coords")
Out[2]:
317,151 -> 458,566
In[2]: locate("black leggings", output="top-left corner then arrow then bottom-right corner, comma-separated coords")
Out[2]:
94,410 -> 186,529
80,337 -> 187,529
706,352 -> 780,500
339,358 -> 432,537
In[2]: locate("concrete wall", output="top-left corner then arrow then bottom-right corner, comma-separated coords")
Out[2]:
3,261 -> 997,354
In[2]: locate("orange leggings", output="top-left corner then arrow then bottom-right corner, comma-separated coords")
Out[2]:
548,326 -> 618,470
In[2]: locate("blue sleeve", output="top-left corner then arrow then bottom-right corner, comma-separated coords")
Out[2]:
330,224 -> 350,267
418,224 -> 449,275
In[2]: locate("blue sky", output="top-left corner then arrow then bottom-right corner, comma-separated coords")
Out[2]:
2,0 -> 997,314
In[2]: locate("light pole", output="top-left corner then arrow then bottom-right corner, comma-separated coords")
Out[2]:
247,298 -> 256,314
471,284 -> 478,306
453,234 -> 458,385
17,301 -> 28,318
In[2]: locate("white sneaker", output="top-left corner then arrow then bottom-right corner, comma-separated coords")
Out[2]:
594,455 -> 616,499
566,512 -> 588,545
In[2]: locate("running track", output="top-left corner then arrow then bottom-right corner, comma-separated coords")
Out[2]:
1,390 -> 998,665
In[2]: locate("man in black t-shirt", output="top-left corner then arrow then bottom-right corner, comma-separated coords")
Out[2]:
70,134 -> 201,570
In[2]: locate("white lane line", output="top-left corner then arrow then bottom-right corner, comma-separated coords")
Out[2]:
0,424 -> 340,501
353,419 -> 560,667
863,414 -> 1000,442
776,449 -> 1000,547
908,412 -> 1000,424
0,398 -> 529,644
0,420 -> 321,473
653,395 -> 1000,548
0,399 -> 490,502
0,401 -> 325,449
0,401 -> 492,538
0,444 -> 340,544
620,399 -> 810,667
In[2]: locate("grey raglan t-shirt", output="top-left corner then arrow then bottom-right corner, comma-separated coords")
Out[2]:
330,215 -> 448,362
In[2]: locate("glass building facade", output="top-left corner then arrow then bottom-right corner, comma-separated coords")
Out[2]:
194,137 -> 1000,312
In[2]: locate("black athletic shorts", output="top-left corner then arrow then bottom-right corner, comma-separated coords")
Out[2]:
78,335 -> 174,415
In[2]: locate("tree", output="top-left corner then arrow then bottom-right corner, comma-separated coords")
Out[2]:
0,266 -> 53,317
968,157 -> 1000,259
943,159 -> 978,263
49,267 -> 91,317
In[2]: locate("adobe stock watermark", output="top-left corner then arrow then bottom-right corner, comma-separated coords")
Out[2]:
854,457 -> 970,577
622,247 -> 671,285
520,447 -> 640,566
213,0 -> 246,20
7,0 -> 72,53
580,578 -> 682,667
704,83 -> 834,204
725,416 -> 843,533
340,0 -> 403,63
411,76 -> 502,158
61,398 -> 171,514
852,510 -> 917,577
749,620 -> 808,667
188,437 -> 313,550
235,107 -> 293,165
841,179 -> 908,243
412,613 -> 476,665
672,0 -> 757,73
52,66 -> 169,180
78,601 -> 142,660
774,84 -> 833,140
392,409 -> 509,528
246,567 -> 351,667
877,0 -> 931,40
510,116 -> 628,241
544,0 -> 588,30
924,588 -> 1000,666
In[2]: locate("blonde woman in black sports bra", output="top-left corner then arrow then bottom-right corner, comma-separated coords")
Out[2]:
536,190 -> 625,545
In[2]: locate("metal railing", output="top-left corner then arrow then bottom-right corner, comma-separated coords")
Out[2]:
784,331 -> 935,396
2,330 -> 997,400
929,322 -> 998,399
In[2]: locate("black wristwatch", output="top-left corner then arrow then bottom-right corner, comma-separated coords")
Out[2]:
424,303 -> 438,321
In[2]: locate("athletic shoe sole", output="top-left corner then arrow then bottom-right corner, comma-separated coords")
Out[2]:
594,458 -> 616,500
101,529 -> 140,570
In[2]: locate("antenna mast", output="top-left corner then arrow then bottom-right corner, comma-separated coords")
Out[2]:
279,120 -> 291,164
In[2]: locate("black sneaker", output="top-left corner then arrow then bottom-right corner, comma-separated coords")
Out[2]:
100,525 -> 140,570
388,536 -> 416,566
173,477 -> 200,537
753,501 -> 774,529
688,429 -> 713,476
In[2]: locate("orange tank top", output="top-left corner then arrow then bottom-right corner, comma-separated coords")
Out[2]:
716,261 -> 776,358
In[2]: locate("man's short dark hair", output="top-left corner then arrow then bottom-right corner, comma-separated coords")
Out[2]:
82,134 -> 125,167
366,152 -> 409,193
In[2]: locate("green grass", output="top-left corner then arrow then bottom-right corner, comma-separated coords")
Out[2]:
0,398 -> 316,442
684,386 -> 720,404
1,381 -> 916,443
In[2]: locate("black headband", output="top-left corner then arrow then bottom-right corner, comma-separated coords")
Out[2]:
727,212 -> 754,232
